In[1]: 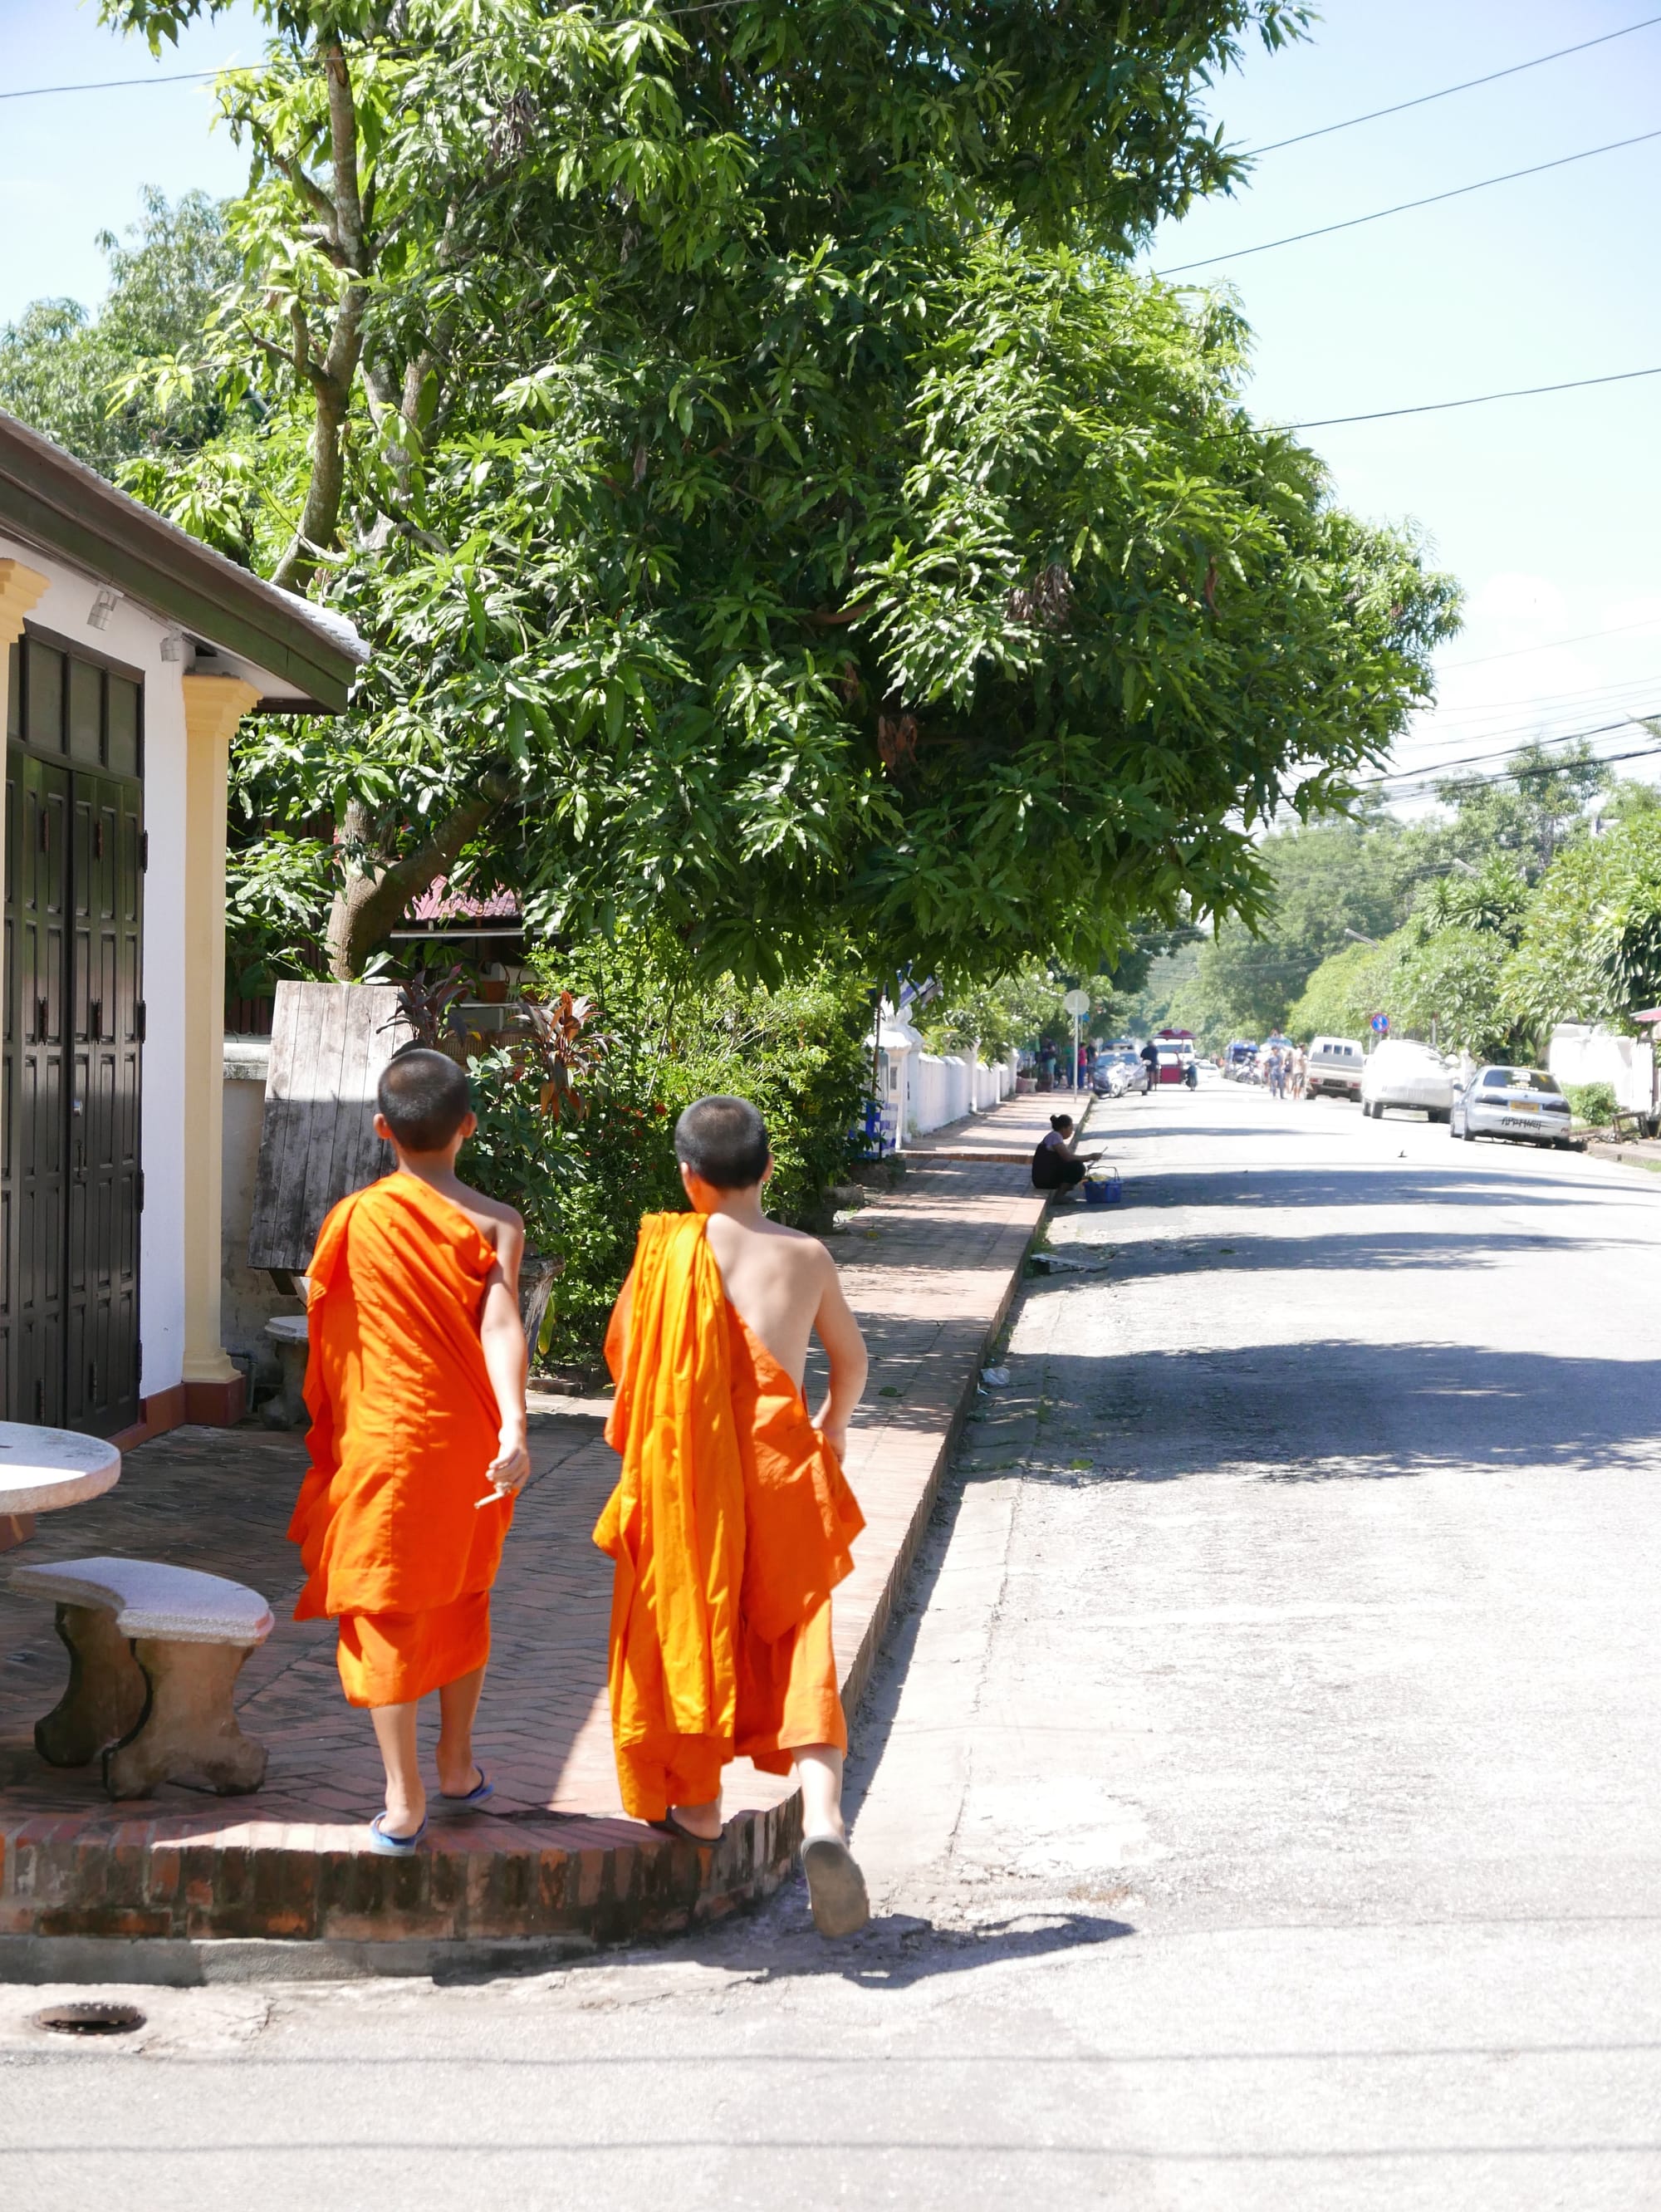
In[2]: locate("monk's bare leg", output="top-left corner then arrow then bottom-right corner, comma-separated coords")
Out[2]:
435,1664 -> 488,1797
369,1699 -> 426,1838
794,1744 -> 846,1841
794,1743 -> 869,1936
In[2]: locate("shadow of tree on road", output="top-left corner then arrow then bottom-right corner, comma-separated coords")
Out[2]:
997,1340 -> 1661,1479
1031,1229 -> 1644,1283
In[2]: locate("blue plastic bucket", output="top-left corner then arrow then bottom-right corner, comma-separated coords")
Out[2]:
1084,1170 -> 1122,1206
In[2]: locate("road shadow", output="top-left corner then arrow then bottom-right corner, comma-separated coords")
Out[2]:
1058,1161 -> 1648,1215
1027,1226 -> 1644,1283
676,1906 -> 1134,1988
982,1340 -> 1661,1480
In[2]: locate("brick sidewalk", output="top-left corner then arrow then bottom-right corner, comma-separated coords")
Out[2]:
0,1162 -> 1046,1972
905,1086 -> 1095,1161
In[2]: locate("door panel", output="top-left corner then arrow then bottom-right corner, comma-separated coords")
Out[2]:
3,652 -> 144,1438
8,753 -> 71,1426
64,769 -> 141,1431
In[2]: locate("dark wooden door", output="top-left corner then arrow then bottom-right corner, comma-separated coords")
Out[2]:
65,772 -> 143,1430
6,752 -> 71,1424
2,633 -> 144,1437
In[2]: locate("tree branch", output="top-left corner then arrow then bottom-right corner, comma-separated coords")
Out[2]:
326,772 -> 518,979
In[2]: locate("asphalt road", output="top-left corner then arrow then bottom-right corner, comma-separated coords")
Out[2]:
6,1077 -> 1661,2209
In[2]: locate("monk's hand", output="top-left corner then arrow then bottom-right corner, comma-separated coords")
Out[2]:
821,1422 -> 849,1465
485,1427 -> 532,1495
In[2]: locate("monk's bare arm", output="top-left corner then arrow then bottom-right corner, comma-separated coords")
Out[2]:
811,1249 -> 868,1463
609,1273 -> 635,1377
480,1214 -> 531,1493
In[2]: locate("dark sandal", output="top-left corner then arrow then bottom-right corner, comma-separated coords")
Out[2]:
651,1809 -> 722,1845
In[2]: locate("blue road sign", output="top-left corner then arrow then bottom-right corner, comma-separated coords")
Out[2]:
1370,1013 -> 1389,1034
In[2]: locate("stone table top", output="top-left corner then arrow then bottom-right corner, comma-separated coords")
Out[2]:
0,1425 -> 120,1518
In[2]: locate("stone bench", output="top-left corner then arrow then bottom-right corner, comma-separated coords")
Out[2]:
263,1312 -> 310,1429
10,1556 -> 274,1799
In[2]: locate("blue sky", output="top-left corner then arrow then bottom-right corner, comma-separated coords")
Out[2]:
5,2 -> 1659,793
1144,1 -> 1661,794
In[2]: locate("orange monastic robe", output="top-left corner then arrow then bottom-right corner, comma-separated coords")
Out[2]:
593,1212 -> 865,1822
288,1175 -> 512,1708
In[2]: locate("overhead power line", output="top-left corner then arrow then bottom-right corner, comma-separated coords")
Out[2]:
1369,715 -> 1642,783
0,65 -> 256,102
1369,740 -> 1661,798
1359,717 -> 1659,789
1440,615 -> 1661,671
1286,361 -> 1661,429
1421,671 -> 1661,723
1250,13 -> 1661,156
1156,125 -> 1661,276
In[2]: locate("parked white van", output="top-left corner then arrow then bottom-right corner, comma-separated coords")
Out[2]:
1305,1035 -> 1364,1102
1360,1038 -> 1456,1121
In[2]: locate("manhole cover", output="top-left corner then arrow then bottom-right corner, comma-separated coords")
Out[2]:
32,2002 -> 145,2037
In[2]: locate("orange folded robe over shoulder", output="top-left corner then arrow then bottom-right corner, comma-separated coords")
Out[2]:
593,1212 -> 865,1822
288,1175 -> 512,1709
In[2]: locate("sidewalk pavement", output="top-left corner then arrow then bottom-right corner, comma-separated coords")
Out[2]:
0,1115 -> 1055,1978
904,1086 -> 1095,1162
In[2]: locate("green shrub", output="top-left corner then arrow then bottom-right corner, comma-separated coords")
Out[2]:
1563,1081 -> 1617,1127
463,934 -> 872,1370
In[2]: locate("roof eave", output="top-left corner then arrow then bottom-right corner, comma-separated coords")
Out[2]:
0,416 -> 363,714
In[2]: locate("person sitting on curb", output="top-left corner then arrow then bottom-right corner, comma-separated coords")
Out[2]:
1032,1111 -> 1089,1199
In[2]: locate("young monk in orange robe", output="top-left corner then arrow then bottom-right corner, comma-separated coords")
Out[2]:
595,1094 -> 871,1936
289,1047 -> 530,1855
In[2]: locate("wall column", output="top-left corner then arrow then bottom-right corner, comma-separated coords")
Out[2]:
0,566 -> 46,1525
181,673 -> 258,1425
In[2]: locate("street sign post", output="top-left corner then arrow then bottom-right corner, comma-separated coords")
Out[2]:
1062,988 -> 1091,1095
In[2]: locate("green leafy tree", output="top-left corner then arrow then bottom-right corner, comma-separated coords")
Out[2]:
0,189 -> 242,493
1390,926 -> 1515,1057
922,966 -> 1059,1061
101,0 -> 1454,988
1170,815 -> 1409,1042
1504,814 -> 1661,1041
1285,936 -> 1393,1043
1428,740 -> 1611,884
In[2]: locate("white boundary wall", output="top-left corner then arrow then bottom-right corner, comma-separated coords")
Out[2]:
896,1044 -> 1019,1140
1548,1023 -> 1655,1114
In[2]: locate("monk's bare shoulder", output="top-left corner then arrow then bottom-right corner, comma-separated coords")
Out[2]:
448,1179 -> 525,1263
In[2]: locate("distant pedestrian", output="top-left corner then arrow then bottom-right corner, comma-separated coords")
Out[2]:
1267,1049 -> 1286,1101
1291,1047 -> 1308,1101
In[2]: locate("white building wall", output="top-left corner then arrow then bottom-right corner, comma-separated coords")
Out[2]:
0,539 -> 189,1400
1548,1023 -> 1655,1115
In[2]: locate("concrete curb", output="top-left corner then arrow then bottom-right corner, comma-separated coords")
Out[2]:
0,1169 -> 1056,1985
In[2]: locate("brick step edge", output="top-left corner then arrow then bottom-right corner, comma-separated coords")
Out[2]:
0,1795 -> 801,1969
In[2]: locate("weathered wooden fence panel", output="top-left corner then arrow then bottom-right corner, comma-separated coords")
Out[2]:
248,983 -> 413,1273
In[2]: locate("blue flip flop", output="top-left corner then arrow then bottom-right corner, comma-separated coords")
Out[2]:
439,1768 -> 494,1810
369,1812 -> 428,1856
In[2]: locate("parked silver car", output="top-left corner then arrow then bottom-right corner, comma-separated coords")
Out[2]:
1450,1065 -> 1574,1148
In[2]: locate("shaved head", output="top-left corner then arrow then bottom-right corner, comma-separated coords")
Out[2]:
674,1095 -> 770,1189
378,1047 -> 473,1153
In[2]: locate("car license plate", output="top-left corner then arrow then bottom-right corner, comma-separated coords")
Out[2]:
1508,1101 -> 1538,1113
